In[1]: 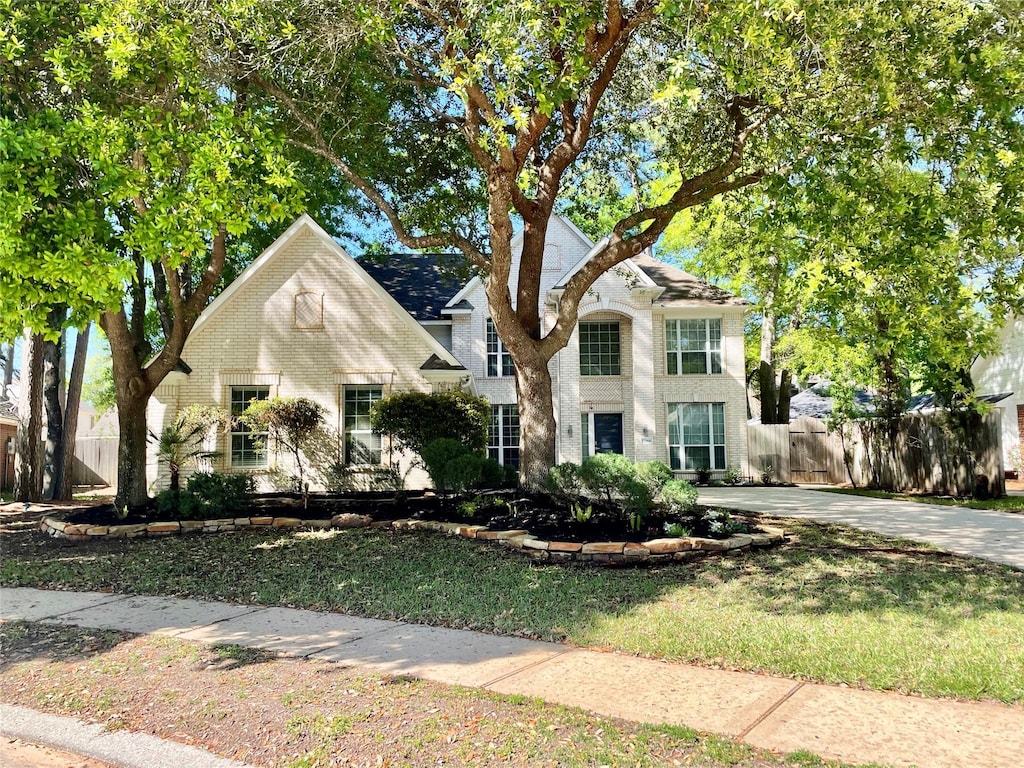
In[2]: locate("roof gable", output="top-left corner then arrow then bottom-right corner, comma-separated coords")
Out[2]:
189,214 -> 462,367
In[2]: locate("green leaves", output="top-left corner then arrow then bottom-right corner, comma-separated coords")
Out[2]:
0,0 -> 306,339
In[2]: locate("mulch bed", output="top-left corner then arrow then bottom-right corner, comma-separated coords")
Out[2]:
59,490 -> 749,543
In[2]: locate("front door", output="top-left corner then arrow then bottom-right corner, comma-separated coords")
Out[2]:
593,413 -> 624,455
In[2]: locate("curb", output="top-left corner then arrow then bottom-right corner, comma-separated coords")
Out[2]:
0,703 -> 253,768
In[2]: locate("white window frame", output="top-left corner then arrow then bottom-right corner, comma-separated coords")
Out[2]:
488,404 -> 520,467
485,319 -> 514,378
344,385 -> 383,465
230,386 -> 270,468
668,402 -> 727,471
666,318 -> 722,375
579,320 -> 621,376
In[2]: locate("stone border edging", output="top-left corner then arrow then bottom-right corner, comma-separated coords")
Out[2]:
39,512 -> 785,565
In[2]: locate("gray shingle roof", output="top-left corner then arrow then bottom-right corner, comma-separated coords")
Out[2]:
630,253 -> 747,306
359,253 -> 470,321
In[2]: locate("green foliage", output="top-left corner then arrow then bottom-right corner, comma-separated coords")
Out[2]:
81,342 -> 116,416
0,0 -> 306,339
149,405 -> 228,492
578,454 -> 636,504
478,458 -> 516,490
154,488 -> 202,519
570,502 -> 593,524
241,397 -> 325,491
699,509 -> 749,538
370,391 -> 490,457
661,479 -> 699,515
663,522 -> 690,538
185,472 -> 254,516
636,461 -> 674,497
579,454 -> 656,530
419,438 -> 481,492
546,462 -> 584,502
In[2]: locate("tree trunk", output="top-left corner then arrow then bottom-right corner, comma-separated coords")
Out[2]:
55,323 -> 90,500
42,314 -> 66,499
515,356 -> 557,490
2,342 -> 14,392
114,391 -> 150,510
758,360 -> 778,423
777,367 -> 792,423
14,332 -> 43,502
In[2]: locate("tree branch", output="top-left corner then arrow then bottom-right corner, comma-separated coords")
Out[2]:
254,73 -> 491,271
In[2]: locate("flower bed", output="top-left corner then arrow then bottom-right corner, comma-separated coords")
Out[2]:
38,509 -> 785,565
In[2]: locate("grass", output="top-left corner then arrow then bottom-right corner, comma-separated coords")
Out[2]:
818,486 -> 1024,511
0,622 -> 876,768
2,514 -> 1023,704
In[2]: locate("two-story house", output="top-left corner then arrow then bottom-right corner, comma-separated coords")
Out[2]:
147,214 -> 748,489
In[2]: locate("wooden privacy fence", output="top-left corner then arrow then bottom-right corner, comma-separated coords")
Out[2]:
72,436 -> 118,488
747,411 -> 1005,496
747,417 -> 846,485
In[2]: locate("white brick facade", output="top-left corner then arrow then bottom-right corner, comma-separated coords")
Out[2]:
148,214 -> 748,489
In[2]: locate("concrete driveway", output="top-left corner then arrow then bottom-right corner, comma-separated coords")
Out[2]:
699,486 -> 1024,570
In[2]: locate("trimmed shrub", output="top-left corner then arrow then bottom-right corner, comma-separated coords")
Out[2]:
479,458 -> 516,489
636,460 -> 673,496
420,438 -> 473,491
547,462 -> 584,501
661,478 -> 699,514
371,390 -> 490,456
154,488 -> 202,518
579,453 -> 635,504
186,472 -> 254,516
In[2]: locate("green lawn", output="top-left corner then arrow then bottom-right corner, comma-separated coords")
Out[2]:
819,486 -> 1024,512
2,514 -> 1022,704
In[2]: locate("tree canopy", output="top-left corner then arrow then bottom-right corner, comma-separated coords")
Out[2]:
249,0 -> 1024,484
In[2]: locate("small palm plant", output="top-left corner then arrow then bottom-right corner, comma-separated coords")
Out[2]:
150,405 -> 228,496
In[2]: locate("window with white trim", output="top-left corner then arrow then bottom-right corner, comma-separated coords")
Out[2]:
488,404 -> 520,468
668,402 -> 726,471
666,319 -> 722,374
579,321 -> 621,376
486,319 -> 514,377
344,386 -> 383,464
230,386 -> 270,468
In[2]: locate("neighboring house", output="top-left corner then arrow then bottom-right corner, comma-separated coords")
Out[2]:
972,315 -> 1023,477
1,397 -> 16,493
147,214 -> 748,489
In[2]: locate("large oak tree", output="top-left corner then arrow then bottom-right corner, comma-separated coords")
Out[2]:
252,0 -> 1023,487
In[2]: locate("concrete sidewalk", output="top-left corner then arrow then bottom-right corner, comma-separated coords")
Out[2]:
700,486 -> 1024,569
2,588 -> 1022,768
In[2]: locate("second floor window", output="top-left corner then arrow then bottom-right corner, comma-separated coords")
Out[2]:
486,319 -> 514,377
579,321 -> 621,376
666,319 -> 722,375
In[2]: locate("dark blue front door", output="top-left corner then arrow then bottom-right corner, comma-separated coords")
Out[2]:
594,413 -> 624,454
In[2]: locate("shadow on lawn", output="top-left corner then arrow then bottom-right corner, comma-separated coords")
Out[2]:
681,515 -> 1024,624
3,508 -> 1022,639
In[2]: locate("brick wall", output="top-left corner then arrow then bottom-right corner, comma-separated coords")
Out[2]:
148,224 -> 448,491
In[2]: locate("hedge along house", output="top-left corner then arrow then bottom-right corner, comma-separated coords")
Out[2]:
147,214 -> 749,491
